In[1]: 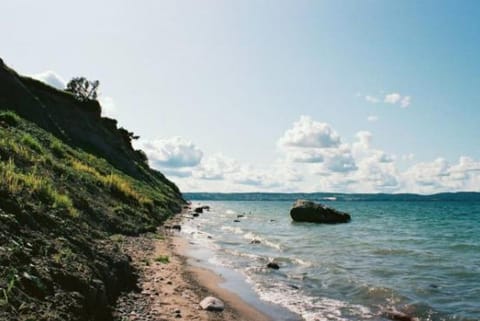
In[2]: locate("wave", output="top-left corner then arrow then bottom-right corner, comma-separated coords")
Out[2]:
247,279 -> 373,321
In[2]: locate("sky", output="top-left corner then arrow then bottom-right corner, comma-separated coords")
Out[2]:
3,0 -> 480,193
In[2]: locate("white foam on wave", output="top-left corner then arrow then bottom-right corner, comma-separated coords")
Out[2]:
223,248 -> 262,261
221,225 -> 244,235
245,278 -> 373,321
291,257 -> 314,268
243,232 -> 283,250
226,209 -> 236,215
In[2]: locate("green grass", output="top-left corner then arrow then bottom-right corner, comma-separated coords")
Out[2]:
0,159 -> 78,217
21,133 -> 43,153
0,111 -> 182,233
49,139 -> 65,158
154,255 -> 169,264
0,110 -> 20,126
0,269 -> 17,307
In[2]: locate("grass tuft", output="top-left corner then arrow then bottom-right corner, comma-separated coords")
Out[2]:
21,133 -> 43,153
154,255 -> 169,264
0,111 -> 20,127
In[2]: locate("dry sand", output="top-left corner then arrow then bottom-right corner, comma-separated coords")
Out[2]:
113,215 -> 273,321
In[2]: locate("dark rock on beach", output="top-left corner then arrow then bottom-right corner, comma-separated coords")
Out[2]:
267,262 -> 280,270
290,199 -> 351,224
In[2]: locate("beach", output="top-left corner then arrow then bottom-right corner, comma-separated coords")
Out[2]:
112,211 -> 275,321
111,199 -> 480,321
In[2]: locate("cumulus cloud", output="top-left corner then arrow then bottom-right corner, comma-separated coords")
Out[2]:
137,137 -> 203,169
161,168 -> 193,178
384,92 -> 402,104
287,149 -> 324,163
30,70 -> 66,90
278,116 -> 341,149
324,151 -> 358,173
134,118 -> 479,194
367,115 -> 379,122
398,157 -> 480,193
194,154 -> 239,180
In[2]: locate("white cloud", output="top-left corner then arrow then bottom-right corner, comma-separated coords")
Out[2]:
30,70 -> 66,90
136,137 -> 203,169
384,92 -> 402,104
364,92 -> 412,108
324,151 -> 358,173
194,154 -> 239,180
134,118 -> 479,194
162,168 -> 193,178
367,115 -> 379,122
400,96 -> 411,108
278,116 -> 341,149
287,149 -> 325,163
365,95 -> 380,103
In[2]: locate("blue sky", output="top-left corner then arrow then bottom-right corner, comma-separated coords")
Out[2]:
3,1 -> 480,193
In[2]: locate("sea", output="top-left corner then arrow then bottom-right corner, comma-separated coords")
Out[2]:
180,193 -> 480,321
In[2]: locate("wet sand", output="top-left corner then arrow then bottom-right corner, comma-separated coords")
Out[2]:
113,214 -> 273,321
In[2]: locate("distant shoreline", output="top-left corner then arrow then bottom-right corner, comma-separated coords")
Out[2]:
184,191 -> 480,202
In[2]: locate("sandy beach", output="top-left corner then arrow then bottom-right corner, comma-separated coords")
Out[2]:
112,213 -> 273,321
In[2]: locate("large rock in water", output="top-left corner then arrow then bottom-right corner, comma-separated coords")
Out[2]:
290,199 -> 351,224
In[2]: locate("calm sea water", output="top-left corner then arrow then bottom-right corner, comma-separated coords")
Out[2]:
181,200 -> 480,321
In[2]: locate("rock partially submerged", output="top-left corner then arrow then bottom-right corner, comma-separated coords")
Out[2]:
290,199 -> 351,224
199,296 -> 224,311
267,262 -> 280,270
194,205 -> 210,213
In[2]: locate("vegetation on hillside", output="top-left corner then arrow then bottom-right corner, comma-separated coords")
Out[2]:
65,77 -> 100,101
0,110 -> 183,321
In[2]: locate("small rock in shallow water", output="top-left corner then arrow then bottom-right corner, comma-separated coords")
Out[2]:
250,239 -> 261,244
267,262 -> 280,270
199,296 -> 224,311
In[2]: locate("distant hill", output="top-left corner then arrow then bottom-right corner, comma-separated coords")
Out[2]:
184,192 -> 480,202
0,58 -> 184,321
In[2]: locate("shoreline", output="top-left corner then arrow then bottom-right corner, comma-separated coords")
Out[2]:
112,211 -> 278,321
171,234 -> 274,321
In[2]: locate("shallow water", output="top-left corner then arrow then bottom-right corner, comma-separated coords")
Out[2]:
182,200 -> 480,321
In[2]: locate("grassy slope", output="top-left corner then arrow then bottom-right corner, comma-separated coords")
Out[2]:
0,110 -> 183,321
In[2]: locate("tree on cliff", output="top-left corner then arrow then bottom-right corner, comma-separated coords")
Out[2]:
65,77 -> 100,101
